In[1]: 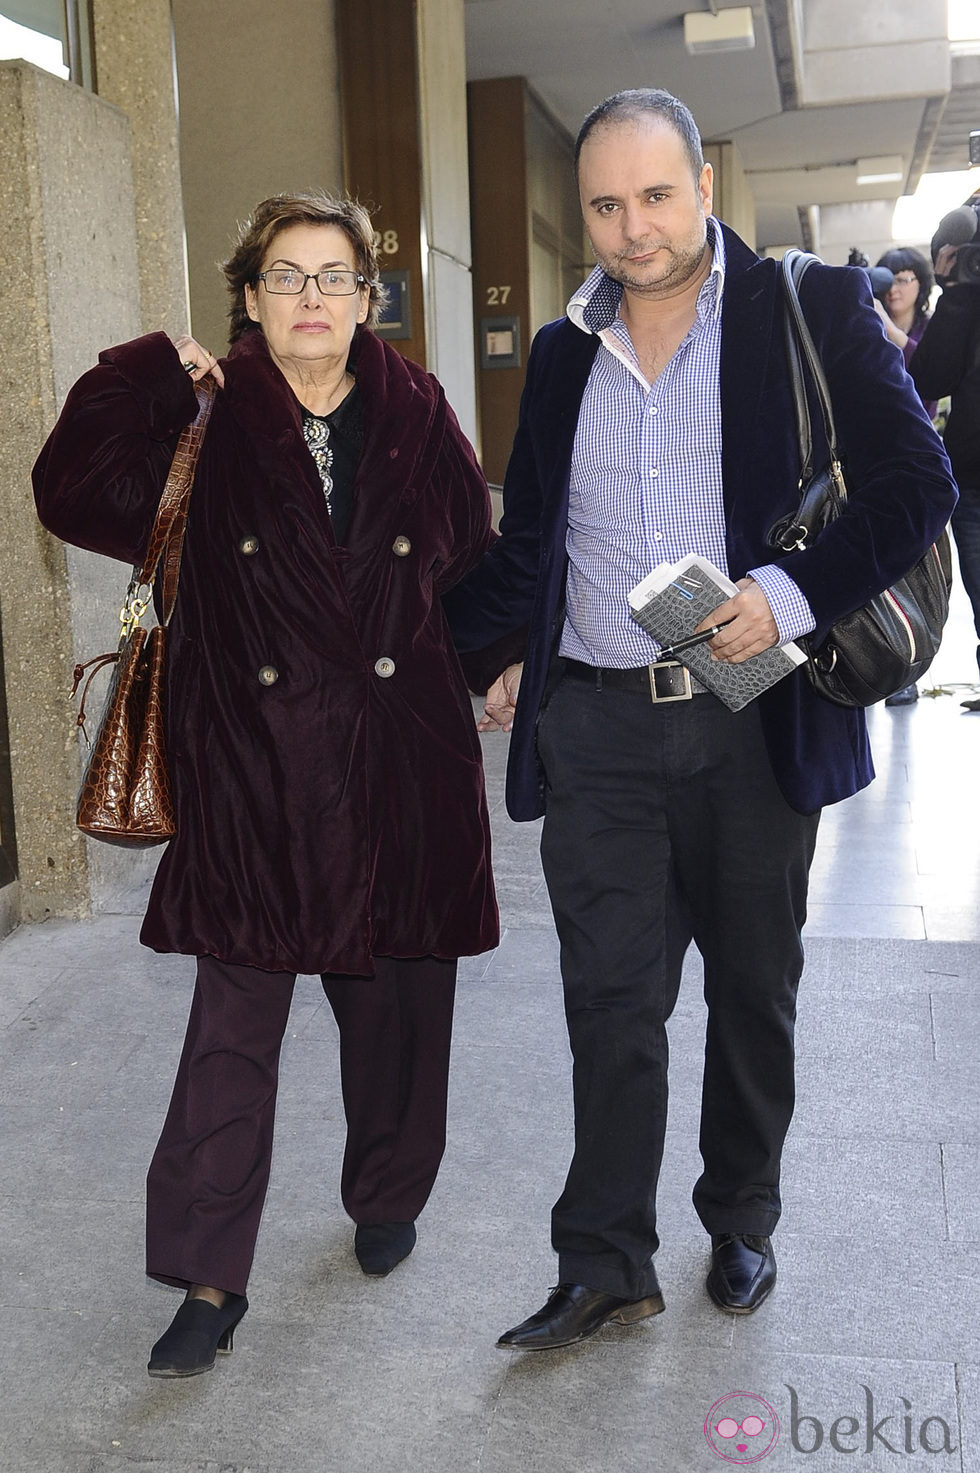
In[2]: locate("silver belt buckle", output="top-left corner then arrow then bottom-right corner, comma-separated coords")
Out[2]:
648,660 -> 693,703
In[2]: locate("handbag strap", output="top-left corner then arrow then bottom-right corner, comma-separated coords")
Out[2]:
137,376 -> 217,621
781,249 -> 845,499
768,249 -> 852,554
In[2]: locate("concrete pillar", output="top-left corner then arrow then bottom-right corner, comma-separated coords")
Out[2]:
704,140 -> 756,249
416,0 -> 477,441
818,201 -> 907,267
0,61 -> 144,923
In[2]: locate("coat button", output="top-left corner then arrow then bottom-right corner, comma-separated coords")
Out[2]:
392,535 -> 411,557
257,665 -> 279,685
374,656 -> 396,678
239,534 -> 259,556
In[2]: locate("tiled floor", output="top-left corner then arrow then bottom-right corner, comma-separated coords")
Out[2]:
0,581 -> 978,1472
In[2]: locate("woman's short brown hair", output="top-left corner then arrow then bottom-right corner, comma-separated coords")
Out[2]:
222,191 -> 388,343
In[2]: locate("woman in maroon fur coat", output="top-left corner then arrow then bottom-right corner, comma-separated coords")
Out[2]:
33,192 -> 498,1376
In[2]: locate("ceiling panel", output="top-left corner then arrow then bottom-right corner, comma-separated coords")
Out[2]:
463,0 -> 956,250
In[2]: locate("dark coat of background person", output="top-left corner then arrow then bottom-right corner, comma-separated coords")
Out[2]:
445,224 -> 956,819
910,284 -> 980,486
34,327 -> 498,976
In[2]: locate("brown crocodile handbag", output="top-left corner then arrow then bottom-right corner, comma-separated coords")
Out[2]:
73,377 -> 216,845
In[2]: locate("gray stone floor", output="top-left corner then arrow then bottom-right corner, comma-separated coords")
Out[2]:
2,581 -> 979,1473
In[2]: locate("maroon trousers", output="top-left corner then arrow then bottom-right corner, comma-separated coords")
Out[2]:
145,954 -> 457,1296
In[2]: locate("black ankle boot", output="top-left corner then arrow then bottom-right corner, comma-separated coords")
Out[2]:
147,1293 -> 249,1378
353,1221 -> 417,1276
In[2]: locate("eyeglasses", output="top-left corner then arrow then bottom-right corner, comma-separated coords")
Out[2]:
256,267 -> 366,296
890,273 -> 918,287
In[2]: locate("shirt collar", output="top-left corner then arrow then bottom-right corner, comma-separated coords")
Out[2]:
567,216 -> 726,335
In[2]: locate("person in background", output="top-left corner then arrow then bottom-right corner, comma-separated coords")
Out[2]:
873,247 -> 937,399
33,191 -> 497,1378
872,246 -> 939,706
911,228 -> 980,710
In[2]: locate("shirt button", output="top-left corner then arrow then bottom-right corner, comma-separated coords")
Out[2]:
239,534 -> 259,556
650,468 -> 660,478
392,535 -> 411,557
374,656 -> 396,678
257,665 -> 279,686
654,531 -> 663,541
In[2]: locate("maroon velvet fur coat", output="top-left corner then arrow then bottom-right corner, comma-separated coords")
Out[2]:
34,328 -> 499,974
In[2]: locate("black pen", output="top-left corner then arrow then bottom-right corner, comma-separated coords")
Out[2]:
658,618 -> 735,662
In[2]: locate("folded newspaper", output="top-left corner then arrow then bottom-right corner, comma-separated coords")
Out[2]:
628,554 -> 806,712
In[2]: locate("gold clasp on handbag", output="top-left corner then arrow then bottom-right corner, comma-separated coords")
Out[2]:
118,581 -> 151,645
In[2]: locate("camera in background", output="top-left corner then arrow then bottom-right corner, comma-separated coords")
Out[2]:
846,247 -> 894,301
931,202 -> 980,284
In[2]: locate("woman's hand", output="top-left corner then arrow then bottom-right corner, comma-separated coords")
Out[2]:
478,663 -> 523,733
872,297 -> 908,349
171,334 -> 225,388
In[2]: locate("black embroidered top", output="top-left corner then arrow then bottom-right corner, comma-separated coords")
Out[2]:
300,383 -> 364,543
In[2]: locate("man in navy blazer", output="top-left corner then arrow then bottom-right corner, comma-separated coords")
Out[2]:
446,88 -> 955,1351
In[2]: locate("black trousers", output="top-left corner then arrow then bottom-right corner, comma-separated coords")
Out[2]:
145,953 -> 457,1296
537,676 -> 819,1299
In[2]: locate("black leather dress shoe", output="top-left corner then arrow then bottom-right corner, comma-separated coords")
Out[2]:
706,1234 -> 776,1314
354,1221 -> 417,1276
497,1281 -> 665,1351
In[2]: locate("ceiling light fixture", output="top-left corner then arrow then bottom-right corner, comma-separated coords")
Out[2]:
683,7 -> 755,54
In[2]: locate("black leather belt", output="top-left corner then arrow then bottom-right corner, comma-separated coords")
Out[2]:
564,659 -> 703,703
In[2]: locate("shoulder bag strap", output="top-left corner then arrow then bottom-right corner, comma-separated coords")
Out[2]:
781,252 -> 815,487
137,376 -> 217,622
781,249 -> 846,499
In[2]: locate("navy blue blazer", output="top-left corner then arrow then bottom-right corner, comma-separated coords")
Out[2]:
447,224 -> 957,819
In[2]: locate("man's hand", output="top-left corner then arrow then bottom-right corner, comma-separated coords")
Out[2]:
697,578 -> 779,663
171,334 -> 226,388
934,245 -> 960,288
478,663 -> 523,732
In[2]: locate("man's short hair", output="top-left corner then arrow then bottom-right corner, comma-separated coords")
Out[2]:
574,89 -> 705,184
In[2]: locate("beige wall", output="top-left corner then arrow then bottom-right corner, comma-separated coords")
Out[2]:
526,88 -> 587,333
90,0 -> 188,334
172,0 -> 344,358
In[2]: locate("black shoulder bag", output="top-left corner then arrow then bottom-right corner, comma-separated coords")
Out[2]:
767,248 -> 952,708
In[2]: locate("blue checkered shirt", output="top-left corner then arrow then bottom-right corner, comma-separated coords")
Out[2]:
560,220 -> 815,668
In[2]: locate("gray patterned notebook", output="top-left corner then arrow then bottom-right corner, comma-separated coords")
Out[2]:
628,554 -> 806,712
